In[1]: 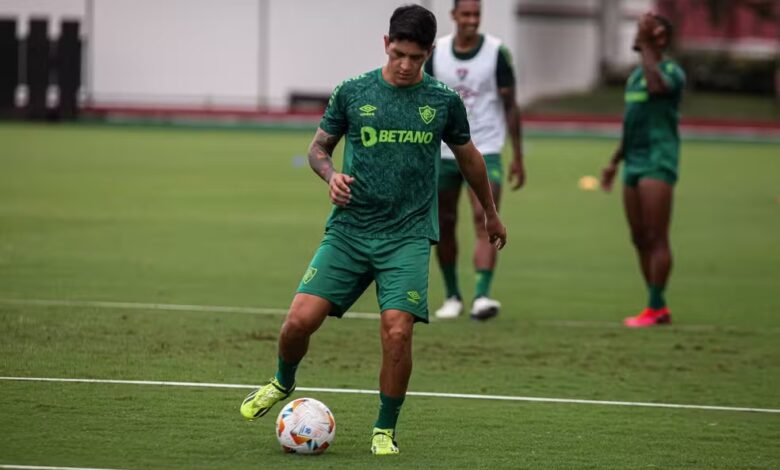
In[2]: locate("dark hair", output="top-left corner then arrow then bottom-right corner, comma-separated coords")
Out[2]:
653,14 -> 674,47
388,4 -> 437,49
453,0 -> 481,8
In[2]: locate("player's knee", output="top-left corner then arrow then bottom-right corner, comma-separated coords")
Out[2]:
282,313 -> 316,338
630,231 -> 647,250
382,324 -> 412,348
630,233 -> 643,249
644,230 -> 669,250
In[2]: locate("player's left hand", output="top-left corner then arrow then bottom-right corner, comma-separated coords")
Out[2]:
600,163 -> 618,192
637,12 -> 663,46
485,212 -> 507,250
508,158 -> 526,190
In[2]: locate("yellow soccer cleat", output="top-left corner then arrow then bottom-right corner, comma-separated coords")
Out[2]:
240,377 -> 294,420
370,427 -> 399,456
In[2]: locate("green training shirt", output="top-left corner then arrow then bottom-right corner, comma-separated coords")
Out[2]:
622,59 -> 686,170
319,68 -> 471,241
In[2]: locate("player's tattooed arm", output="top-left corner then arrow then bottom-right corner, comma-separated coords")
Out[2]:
308,128 -> 341,183
308,127 -> 354,206
499,86 -> 525,190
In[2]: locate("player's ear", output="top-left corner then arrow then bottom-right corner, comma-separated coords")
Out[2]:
383,35 -> 390,52
653,25 -> 666,47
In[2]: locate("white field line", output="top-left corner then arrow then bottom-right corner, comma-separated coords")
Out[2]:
0,465 -> 123,470
2,298 -> 774,332
1,376 -> 778,415
0,298 -> 379,320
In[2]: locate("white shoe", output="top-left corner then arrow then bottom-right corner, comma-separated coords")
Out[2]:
435,296 -> 463,319
471,297 -> 500,321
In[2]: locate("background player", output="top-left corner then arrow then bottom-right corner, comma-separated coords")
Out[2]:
425,0 -> 525,321
239,4 -> 507,455
601,12 -> 685,328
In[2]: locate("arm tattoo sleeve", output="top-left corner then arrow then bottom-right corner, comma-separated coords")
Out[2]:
308,128 -> 342,183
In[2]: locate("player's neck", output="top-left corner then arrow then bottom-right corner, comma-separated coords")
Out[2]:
380,66 -> 424,87
454,32 -> 480,53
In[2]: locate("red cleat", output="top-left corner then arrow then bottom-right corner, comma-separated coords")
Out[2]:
624,307 -> 671,328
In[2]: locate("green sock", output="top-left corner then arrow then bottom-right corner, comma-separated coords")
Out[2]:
440,264 -> 461,299
374,392 -> 405,430
648,284 -> 666,309
475,269 -> 494,298
274,356 -> 298,391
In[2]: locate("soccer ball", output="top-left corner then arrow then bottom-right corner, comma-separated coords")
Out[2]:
275,397 -> 336,454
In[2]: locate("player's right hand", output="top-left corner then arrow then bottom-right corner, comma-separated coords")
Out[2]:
508,158 -> 526,190
600,163 -> 617,192
485,213 -> 507,250
329,172 -> 354,206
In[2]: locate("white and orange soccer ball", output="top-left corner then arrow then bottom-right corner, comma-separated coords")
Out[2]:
275,398 -> 336,454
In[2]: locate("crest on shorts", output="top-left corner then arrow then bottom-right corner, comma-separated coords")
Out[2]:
418,105 -> 436,125
407,291 -> 421,304
302,267 -> 318,284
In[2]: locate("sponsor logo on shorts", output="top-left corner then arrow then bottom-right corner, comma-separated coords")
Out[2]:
302,267 -> 318,284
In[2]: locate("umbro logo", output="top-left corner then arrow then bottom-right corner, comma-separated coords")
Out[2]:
359,104 -> 377,116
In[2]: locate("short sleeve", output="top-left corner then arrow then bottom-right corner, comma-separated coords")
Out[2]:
442,93 -> 471,146
496,44 -> 516,89
660,62 -> 686,94
319,82 -> 348,136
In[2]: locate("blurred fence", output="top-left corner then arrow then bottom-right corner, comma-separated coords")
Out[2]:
0,0 -> 776,120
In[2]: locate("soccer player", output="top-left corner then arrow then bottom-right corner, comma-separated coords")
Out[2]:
239,5 -> 507,456
601,13 -> 685,328
424,0 -> 524,321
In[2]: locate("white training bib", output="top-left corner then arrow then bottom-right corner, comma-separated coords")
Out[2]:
433,34 -> 506,159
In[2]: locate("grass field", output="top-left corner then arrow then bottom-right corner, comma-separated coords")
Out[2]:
527,86 -> 780,122
1,123 -> 779,469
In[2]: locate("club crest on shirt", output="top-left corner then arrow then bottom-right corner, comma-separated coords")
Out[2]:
418,105 -> 436,124
456,68 -> 469,80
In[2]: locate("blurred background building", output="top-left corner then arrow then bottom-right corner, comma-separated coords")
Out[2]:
0,0 -> 777,120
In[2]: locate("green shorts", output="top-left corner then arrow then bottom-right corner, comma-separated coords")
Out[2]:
296,229 -> 431,322
623,153 -> 678,187
439,153 -> 503,190
623,167 -> 677,187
